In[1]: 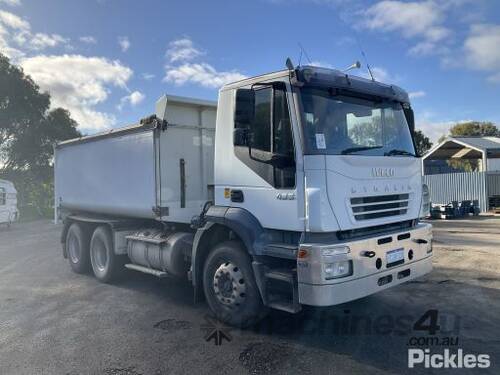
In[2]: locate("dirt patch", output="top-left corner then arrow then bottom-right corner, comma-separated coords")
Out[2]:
153,319 -> 192,332
103,367 -> 142,375
239,342 -> 305,374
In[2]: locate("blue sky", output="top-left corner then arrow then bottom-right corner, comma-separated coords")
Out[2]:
0,0 -> 499,141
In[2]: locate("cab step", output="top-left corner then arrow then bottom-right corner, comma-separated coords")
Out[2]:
264,269 -> 301,314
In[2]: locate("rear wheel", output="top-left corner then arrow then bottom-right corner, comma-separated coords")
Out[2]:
66,222 -> 91,274
90,226 -> 123,283
203,240 -> 267,327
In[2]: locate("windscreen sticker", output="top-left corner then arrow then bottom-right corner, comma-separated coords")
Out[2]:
315,133 -> 326,149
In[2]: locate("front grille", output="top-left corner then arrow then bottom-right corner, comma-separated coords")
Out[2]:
350,193 -> 409,221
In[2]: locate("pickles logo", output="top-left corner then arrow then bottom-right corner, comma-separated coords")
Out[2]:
408,349 -> 490,369
408,310 -> 490,369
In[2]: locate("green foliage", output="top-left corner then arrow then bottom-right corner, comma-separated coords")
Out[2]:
449,121 -> 499,137
413,130 -> 433,156
0,53 -> 81,217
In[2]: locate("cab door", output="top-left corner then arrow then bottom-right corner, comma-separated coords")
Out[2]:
223,81 -> 304,231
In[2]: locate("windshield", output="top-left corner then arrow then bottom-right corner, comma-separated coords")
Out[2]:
300,87 -> 416,156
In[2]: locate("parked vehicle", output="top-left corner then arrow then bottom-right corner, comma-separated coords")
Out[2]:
0,179 -> 19,227
54,63 -> 433,326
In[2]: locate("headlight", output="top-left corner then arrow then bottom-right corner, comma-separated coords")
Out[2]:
324,260 -> 353,279
420,183 -> 430,218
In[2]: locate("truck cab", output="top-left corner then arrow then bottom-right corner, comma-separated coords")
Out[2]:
199,65 -> 432,317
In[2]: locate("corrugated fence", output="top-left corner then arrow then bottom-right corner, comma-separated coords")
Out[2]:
423,172 -> 489,212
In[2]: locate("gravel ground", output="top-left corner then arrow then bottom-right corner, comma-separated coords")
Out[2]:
0,218 -> 499,374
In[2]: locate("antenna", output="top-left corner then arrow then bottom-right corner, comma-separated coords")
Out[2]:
343,60 -> 361,73
356,38 -> 375,81
297,42 -> 312,64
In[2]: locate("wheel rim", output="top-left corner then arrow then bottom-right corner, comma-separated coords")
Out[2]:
68,233 -> 80,264
92,238 -> 108,272
213,261 -> 247,308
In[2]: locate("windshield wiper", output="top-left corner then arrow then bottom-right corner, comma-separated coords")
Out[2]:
341,146 -> 383,155
384,149 -> 415,157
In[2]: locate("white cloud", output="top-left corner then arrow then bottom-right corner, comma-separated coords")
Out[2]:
0,10 -> 137,132
416,119 -> 454,143
164,62 -> 246,89
118,90 -> 145,110
464,24 -> 500,83
118,36 -> 130,52
0,24 -> 24,59
166,37 -> 203,63
142,72 -> 155,80
0,10 -> 70,59
0,10 -> 29,30
360,1 -> 452,56
361,1 -> 446,38
163,37 -> 245,89
21,54 -> 133,131
409,90 -> 426,99
79,36 -> 97,44
0,0 -> 21,6
28,33 -> 68,50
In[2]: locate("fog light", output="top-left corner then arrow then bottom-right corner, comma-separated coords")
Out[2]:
324,260 -> 353,279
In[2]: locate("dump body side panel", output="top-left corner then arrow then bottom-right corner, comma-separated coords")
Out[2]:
55,129 -> 157,219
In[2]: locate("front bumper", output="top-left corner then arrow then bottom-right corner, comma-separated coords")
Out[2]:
297,222 -> 433,306
299,255 -> 432,306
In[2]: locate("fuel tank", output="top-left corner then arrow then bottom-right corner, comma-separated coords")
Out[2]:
126,229 -> 193,277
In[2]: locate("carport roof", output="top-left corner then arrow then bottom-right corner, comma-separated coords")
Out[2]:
423,136 -> 500,160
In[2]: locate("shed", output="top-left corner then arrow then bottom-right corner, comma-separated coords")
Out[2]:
423,136 -> 500,174
422,137 -> 500,212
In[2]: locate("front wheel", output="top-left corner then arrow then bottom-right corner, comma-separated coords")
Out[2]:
203,241 -> 268,327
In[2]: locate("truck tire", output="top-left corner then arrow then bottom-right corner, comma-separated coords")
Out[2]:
203,240 -> 268,327
90,226 -> 123,283
66,222 -> 91,274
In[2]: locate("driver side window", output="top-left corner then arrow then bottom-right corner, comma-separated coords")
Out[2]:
234,84 -> 295,189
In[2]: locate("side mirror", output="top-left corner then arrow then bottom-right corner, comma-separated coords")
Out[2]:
235,89 -> 255,125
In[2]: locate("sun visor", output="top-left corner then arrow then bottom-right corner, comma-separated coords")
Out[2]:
295,66 -> 410,104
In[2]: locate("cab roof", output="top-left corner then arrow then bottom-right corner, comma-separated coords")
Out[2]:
222,65 -> 410,104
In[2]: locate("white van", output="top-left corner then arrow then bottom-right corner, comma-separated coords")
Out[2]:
0,179 -> 19,226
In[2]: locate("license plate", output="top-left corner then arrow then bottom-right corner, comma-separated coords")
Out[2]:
386,248 -> 404,267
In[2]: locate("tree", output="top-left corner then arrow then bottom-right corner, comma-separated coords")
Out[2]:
449,121 -> 499,137
0,53 -> 80,216
413,130 -> 432,156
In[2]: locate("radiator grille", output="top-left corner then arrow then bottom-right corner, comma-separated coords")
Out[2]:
350,193 -> 409,221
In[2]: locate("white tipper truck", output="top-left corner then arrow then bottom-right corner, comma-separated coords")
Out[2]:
55,64 -> 433,327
